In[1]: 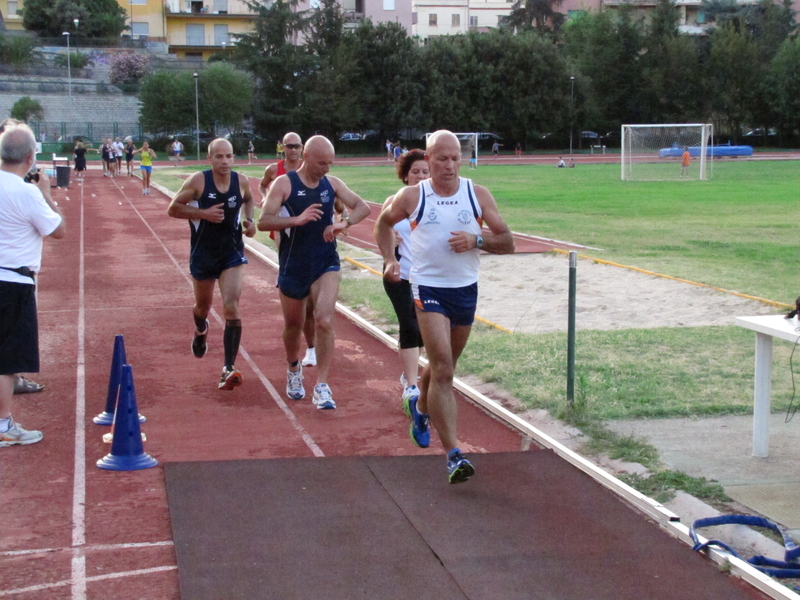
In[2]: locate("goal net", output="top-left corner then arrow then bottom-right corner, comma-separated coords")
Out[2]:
424,132 -> 479,166
621,124 -> 713,181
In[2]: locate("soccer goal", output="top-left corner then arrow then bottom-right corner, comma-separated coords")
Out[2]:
424,132 -> 479,166
621,124 -> 714,181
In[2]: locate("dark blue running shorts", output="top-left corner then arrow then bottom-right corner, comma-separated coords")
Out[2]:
413,283 -> 478,327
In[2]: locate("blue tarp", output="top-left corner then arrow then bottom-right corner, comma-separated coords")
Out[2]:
659,145 -> 753,158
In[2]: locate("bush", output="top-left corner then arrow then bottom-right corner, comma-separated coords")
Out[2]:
54,52 -> 94,70
10,97 -> 45,122
0,35 -> 44,74
109,53 -> 150,85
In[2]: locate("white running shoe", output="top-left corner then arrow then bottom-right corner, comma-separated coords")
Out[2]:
312,383 -> 336,410
301,347 -> 317,367
0,419 -> 43,447
286,366 -> 305,400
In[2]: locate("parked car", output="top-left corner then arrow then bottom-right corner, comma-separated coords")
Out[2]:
225,132 -> 264,143
581,131 -> 601,140
743,128 -> 776,137
339,133 -> 361,141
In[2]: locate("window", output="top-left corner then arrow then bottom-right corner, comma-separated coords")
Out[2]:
469,15 -> 478,28
130,0 -> 147,5
131,22 -> 149,37
451,13 -> 460,26
497,15 -> 504,24
214,24 -> 228,45
213,0 -> 228,11
429,13 -> 437,26
186,23 -> 205,45
7,1 -> 18,14
383,0 -> 395,10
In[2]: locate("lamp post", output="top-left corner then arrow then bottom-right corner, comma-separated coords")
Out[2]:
569,76 -> 575,155
63,32 -> 72,99
193,72 -> 200,161
73,19 -> 80,71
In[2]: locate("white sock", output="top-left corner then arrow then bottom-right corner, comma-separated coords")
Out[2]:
0,417 -> 11,433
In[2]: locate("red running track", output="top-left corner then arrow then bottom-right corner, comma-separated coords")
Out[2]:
0,170 -> 523,598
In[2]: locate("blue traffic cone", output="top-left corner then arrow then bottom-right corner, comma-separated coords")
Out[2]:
97,364 -> 158,471
93,335 -> 145,426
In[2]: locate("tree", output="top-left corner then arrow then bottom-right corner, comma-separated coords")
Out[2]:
332,21 -> 423,140
502,0 -> 566,36
0,34 -> 45,74
232,0 -> 312,139
707,22 -> 760,138
766,36 -> 800,141
21,0 -> 127,39
138,70 -> 194,135
198,63 -> 255,134
563,8 -> 645,133
11,97 -> 45,122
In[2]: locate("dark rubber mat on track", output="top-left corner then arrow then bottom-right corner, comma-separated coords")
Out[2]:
165,451 -> 764,600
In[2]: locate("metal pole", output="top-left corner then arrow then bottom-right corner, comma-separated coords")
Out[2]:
63,32 -> 71,99
569,76 -> 575,156
567,251 -> 577,404
193,72 -> 200,161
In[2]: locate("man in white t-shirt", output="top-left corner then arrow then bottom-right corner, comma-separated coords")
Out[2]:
112,137 -> 125,176
0,123 -> 65,448
171,138 -> 184,167
375,130 -> 514,484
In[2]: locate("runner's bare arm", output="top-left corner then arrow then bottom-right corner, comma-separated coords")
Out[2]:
239,173 -> 256,238
258,163 -> 278,203
448,185 -> 514,255
374,185 -> 416,282
324,177 -> 371,240
257,175 -> 322,231
167,172 -> 224,223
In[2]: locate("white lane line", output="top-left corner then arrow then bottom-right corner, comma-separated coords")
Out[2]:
1,540 -> 174,557
0,566 -> 178,597
71,190 -> 87,600
113,180 -> 323,457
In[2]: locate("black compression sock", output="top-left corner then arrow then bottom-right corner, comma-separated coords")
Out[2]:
194,314 -> 208,332
223,319 -> 242,369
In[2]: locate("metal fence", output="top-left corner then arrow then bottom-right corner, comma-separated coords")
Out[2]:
31,123 -> 144,146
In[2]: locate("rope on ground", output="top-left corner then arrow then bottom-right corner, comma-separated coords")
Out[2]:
550,248 -> 792,309
342,256 -> 515,335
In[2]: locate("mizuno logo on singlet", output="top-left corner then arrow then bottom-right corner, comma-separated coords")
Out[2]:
297,190 -> 306,196
208,193 -> 217,199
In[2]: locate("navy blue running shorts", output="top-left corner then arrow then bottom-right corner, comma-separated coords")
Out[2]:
190,253 -> 248,281
278,258 -> 340,300
413,282 -> 478,327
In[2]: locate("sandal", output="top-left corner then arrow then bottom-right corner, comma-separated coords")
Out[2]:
14,376 -> 45,394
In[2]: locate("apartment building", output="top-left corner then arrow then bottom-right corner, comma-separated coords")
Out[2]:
1,0 -> 796,53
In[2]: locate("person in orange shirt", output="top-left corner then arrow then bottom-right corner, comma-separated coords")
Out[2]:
680,147 -> 691,177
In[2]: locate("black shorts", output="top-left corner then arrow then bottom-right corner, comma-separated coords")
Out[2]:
383,277 -> 423,350
0,281 -> 39,375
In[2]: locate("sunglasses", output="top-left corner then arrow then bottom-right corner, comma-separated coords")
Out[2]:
284,144 -> 302,149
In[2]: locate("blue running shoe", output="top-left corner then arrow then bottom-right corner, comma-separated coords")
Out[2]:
403,392 -> 429,448
447,448 -> 475,484
402,385 -> 420,418
312,383 -> 336,410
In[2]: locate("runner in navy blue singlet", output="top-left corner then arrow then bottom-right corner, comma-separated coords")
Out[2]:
258,135 -> 370,410
168,139 -> 256,391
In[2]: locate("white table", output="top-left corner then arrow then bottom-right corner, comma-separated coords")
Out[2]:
735,315 -> 800,457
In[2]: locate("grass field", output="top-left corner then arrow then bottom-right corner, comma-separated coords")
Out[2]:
153,159 -> 800,422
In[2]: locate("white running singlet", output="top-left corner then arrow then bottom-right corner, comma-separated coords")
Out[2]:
409,177 -> 483,288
